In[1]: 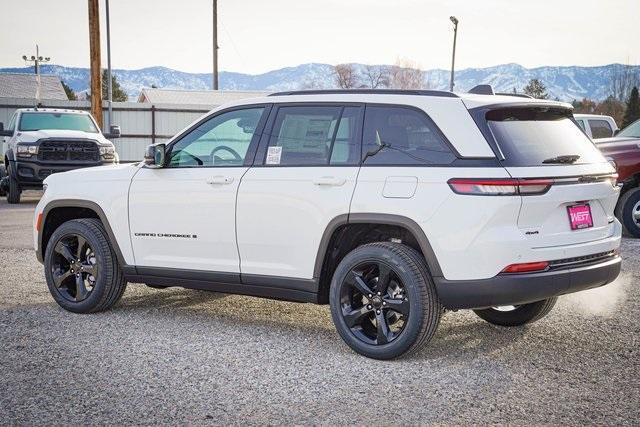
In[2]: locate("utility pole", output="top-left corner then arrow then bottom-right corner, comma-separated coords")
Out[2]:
105,0 -> 113,130
212,0 -> 219,90
449,16 -> 459,92
88,0 -> 103,129
22,45 -> 50,105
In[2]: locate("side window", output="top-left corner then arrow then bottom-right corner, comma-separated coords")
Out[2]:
362,106 -> 456,165
167,107 -> 264,167
575,119 -> 586,132
265,106 -> 361,166
589,119 -> 613,139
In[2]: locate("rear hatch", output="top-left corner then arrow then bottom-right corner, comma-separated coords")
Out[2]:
484,105 -> 618,248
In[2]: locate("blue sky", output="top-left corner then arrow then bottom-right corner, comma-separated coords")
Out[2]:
1,0 -> 638,74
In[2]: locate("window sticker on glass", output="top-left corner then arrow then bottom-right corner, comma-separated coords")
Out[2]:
266,146 -> 283,165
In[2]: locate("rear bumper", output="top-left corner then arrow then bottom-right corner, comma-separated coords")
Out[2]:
435,255 -> 621,310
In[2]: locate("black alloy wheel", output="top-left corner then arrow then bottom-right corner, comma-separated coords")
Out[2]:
330,242 -> 441,359
50,233 -> 99,302
44,218 -> 127,313
340,261 -> 410,345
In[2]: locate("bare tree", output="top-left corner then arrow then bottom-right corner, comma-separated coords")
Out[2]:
334,63 -> 360,89
299,75 -> 326,90
610,64 -> 640,102
389,58 -> 426,89
362,65 -> 390,89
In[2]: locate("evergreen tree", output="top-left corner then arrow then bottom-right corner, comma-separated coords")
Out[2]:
523,78 -> 548,99
61,80 -> 77,100
102,70 -> 128,102
622,86 -> 640,128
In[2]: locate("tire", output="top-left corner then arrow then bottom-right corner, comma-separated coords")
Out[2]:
473,297 -> 557,327
6,164 -> 21,204
329,242 -> 441,360
615,187 -> 640,238
44,218 -> 127,313
0,165 -> 6,197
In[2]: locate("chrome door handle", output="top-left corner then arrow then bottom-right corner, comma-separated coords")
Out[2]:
313,176 -> 346,186
207,176 -> 234,185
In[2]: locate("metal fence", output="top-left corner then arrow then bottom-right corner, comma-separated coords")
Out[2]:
0,98 -> 212,161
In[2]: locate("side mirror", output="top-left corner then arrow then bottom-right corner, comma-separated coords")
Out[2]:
105,124 -> 121,139
613,129 -> 620,136
0,123 -> 12,137
144,143 -> 166,168
109,125 -> 121,139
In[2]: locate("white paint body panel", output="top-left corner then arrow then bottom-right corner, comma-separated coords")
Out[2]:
34,163 -> 139,263
236,166 -> 359,278
128,166 -> 248,271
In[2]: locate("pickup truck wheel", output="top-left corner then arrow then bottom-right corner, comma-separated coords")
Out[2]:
473,297 -> 557,327
44,218 -> 127,313
330,242 -> 441,360
6,164 -> 21,204
615,187 -> 640,238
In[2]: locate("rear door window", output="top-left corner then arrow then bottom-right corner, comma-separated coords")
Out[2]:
265,105 -> 361,166
486,107 -> 607,166
588,119 -> 613,139
362,106 -> 456,165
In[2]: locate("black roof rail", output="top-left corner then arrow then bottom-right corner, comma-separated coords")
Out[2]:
495,92 -> 534,99
268,89 -> 459,98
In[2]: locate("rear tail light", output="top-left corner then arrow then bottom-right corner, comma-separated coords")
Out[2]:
447,178 -> 552,196
501,261 -> 549,273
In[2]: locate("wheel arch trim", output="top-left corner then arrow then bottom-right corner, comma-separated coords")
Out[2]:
313,213 -> 443,279
36,199 -> 131,272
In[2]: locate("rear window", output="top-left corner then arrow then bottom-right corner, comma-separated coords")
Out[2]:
19,112 -> 98,133
486,108 -> 606,166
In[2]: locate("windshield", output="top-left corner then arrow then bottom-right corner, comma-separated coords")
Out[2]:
486,107 -> 607,166
618,119 -> 640,138
19,113 -> 99,133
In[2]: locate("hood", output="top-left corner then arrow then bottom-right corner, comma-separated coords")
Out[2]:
596,137 -> 640,155
44,162 -> 139,187
16,129 -> 109,144
595,136 -> 640,145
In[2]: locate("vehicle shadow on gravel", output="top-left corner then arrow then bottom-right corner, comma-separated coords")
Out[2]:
112,286 -> 530,359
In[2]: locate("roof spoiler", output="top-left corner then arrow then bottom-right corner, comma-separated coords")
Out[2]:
468,84 -> 535,99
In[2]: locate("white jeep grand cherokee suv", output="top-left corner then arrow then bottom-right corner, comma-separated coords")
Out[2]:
34,89 -> 622,359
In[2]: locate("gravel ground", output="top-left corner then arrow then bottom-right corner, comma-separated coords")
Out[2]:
0,194 -> 639,425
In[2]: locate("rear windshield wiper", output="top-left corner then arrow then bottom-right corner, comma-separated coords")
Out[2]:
542,154 -> 580,164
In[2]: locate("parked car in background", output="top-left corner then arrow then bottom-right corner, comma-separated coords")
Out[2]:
574,114 -> 619,139
0,108 -> 120,203
594,117 -> 640,237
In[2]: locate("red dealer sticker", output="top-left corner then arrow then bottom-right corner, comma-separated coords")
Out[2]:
567,203 -> 594,230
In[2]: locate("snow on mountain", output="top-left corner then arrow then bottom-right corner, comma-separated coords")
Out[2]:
1,63 -> 637,102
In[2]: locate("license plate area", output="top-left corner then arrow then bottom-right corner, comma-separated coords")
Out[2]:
567,203 -> 593,230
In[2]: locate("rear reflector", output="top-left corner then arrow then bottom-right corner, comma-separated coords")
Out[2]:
501,261 -> 549,274
36,212 -> 43,232
447,178 -> 552,196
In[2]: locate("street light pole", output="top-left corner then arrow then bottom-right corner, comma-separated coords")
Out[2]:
106,0 -> 113,130
449,16 -> 459,92
212,0 -> 219,90
22,45 -> 50,106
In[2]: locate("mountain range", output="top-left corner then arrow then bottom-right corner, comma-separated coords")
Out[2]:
1,63 -> 638,102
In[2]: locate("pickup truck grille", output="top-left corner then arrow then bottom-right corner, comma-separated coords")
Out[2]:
38,141 -> 100,162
